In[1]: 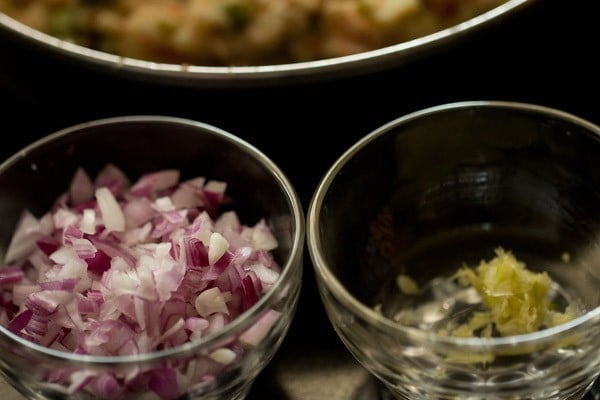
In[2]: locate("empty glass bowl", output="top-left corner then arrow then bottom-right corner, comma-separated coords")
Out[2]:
307,101 -> 600,400
0,116 -> 305,399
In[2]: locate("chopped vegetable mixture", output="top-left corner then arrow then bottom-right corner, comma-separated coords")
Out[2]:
0,0 -> 507,66
0,164 -> 282,399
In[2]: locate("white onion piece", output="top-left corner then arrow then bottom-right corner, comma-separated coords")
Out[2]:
39,213 -> 55,235
153,196 -> 176,212
204,313 -> 227,337
171,177 -> 206,209
215,211 -> 241,233
4,211 -> 41,264
153,317 -> 185,347
250,263 -> 280,287
194,287 -> 230,317
209,348 -> 236,364
71,238 -> 97,260
208,232 -> 229,266
94,163 -> 130,196
53,209 -> 79,230
185,317 -> 209,342
95,187 -> 125,232
190,212 -> 214,246
123,222 -> 152,245
251,219 -> 279,250
79,209 -> 97,235
49,246 -> 79,265
204,180 -> 227,197
130,169 -> 180,197
123,198 -> 154,228
68,370 -> 97,394
69,168 -> 94,205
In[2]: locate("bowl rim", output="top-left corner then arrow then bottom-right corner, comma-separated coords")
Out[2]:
0,0 -> 533,87
0,115 -> 306,364
307,100 -> 600,348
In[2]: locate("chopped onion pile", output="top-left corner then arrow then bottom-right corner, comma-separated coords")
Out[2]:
0,164 -> 283,399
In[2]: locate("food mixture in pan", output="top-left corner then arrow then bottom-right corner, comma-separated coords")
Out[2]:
0,0 -> 507,66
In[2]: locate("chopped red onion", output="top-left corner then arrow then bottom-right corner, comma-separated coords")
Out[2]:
95,187 -> 125,232
0,164 -> 283,400
194,287 -> 231,317
94,163 -> 130,197
4,211 -> 43,264
68,168 -> 94,206
209,347 -> 237,364
129,169 -> 180,198
0,266 -> 25,284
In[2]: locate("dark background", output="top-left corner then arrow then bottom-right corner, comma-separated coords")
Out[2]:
1,0 -> 599,398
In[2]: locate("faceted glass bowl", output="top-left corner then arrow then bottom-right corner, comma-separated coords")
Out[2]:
0,116 -> 305,400
307,101 -> 600,400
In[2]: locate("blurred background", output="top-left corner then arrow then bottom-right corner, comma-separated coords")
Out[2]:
1,0 -> 598,398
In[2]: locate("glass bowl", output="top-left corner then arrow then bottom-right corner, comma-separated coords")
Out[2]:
0,115 -> 305,400
307,101 -> 600,400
